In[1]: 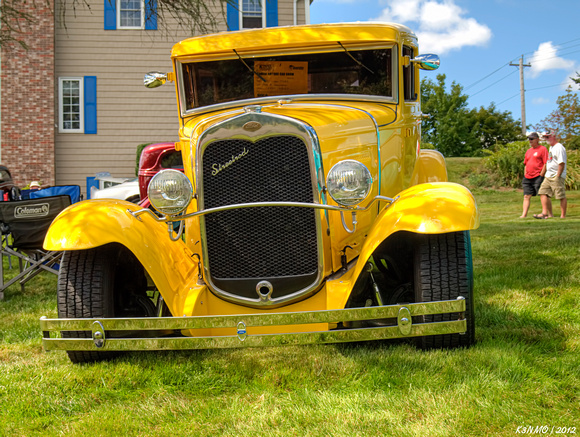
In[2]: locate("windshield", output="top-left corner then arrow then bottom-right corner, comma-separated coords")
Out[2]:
180,47 -> 394,111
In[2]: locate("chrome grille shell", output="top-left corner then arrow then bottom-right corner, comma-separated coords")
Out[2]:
195,111 -> 325,308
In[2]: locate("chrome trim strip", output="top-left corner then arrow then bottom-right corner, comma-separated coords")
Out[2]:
40,298 -> 467,351
128,196 -> 396,223
181,94 -> 397,118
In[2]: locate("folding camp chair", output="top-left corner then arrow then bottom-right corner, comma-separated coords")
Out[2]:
0,195 -> 71,300
30,185 -> 82,203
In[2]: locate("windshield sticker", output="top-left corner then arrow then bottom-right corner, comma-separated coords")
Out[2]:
254,61 -> 308,98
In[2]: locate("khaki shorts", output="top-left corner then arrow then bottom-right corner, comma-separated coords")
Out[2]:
538,176 -> 566,199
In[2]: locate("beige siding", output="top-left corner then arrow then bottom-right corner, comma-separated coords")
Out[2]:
278,0 -> 308,26
55,0 -> 307,195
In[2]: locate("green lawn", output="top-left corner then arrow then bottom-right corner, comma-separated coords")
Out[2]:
1,178 -> 578,436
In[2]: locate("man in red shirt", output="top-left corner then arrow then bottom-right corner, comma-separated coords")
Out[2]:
520,132 -> 549,218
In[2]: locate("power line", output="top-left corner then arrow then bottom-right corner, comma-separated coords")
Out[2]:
528,47 -> 580,64
469,70 -> 517,97
464,37 -> 580,94
497,93 -> 519,105
496,83 -> 565,106
464,63 -> 510,91
519,37 -> 580,58
527,83 -> 565,92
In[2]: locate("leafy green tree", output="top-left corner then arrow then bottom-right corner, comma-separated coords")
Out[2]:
466,103 -> 522,151
534,85 -> 580,150
421,74 -> 478,157
421,74 -> 522,156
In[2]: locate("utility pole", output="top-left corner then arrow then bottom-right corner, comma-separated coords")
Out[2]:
510,55 -> 531,136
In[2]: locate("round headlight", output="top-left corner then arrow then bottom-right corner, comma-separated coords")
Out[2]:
326,160 -> 373,206
148,169 -> 193,215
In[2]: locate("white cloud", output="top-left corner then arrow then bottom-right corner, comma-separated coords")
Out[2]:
532,97 -> 550,105
373,0 -> 491,54
528,42 -> 576,79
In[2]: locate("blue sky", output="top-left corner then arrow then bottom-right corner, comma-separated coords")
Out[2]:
310,0 -> 580,130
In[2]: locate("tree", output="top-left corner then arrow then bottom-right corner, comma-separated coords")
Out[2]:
466,103 -> 521,151
0,0 -> 43,49
1,0 -> 233,49
534,85 -> 580,150
421,75 -> 522,156
421,74 -> 479,157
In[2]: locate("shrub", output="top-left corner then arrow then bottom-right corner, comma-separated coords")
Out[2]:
566,149 -> 580,190
135,143 -> 153,176
483,140 -> 529,188
467,171 -> 493,188
483,141 -> 579,190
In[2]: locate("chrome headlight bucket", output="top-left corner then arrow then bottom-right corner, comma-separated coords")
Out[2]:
148,169 -> 193,215
326,160 -> 373,206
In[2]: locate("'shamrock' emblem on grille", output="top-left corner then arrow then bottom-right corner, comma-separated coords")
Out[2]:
211,147 -> 249,176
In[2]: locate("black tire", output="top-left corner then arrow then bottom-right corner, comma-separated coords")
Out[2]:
414,231 -> 475,349
58,244 -> 156,364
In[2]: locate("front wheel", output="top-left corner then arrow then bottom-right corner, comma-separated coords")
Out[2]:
57,244 -> 156,363
414,231 -> 475,349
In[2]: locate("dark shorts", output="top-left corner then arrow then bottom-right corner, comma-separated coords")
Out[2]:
523,176 -> 544,196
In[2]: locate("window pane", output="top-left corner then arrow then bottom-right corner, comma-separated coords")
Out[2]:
242,17 -> 262,29
242,0 -> 261,28
60,79 -> 82,131
243,0 -> 262,13
120,0 -> 142,27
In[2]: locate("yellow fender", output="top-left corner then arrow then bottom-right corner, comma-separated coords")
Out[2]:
44,200 -> 198,313
328,182 -> 479,309
410,149 -> 448,185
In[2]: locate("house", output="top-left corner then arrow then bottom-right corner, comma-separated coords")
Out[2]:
0,0 -> 313,195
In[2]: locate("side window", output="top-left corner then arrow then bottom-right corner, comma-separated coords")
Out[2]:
403,46 -> 416,101
58,78 -> 83,133
58,77 -> 97,134
241,0 -> 263,29
118,0 -> 144,29
104,0 -> 157,30
227,0 -> 277,31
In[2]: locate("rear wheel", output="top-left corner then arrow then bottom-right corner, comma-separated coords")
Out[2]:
57,244 -> 156,363
414,231 -> 475,349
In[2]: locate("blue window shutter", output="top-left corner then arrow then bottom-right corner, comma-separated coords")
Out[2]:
84,76 -> 97,135
104,0 -> 116,30
227,1 -> 239,31
145,0 -> 157,30
266,0 -> 278,27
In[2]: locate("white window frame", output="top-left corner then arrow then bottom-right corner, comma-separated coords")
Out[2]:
117,0 -> 145,30
58,77 -> 84,134
239,0 -> 266,29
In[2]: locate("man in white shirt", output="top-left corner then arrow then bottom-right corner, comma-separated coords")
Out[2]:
534,130 -> 567,219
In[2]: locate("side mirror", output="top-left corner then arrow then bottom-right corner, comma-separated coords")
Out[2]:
144,71 -> 168,88
412,54 -> 440,71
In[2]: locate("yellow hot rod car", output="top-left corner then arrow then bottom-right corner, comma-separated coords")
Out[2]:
41,22 -> 479,363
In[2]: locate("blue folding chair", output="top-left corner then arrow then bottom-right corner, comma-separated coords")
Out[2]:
30,185 -> 82,204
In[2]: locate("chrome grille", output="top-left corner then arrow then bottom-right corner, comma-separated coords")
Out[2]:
201,135 -> 319,301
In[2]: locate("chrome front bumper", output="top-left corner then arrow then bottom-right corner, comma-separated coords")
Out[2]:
40,298 -> 466,352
